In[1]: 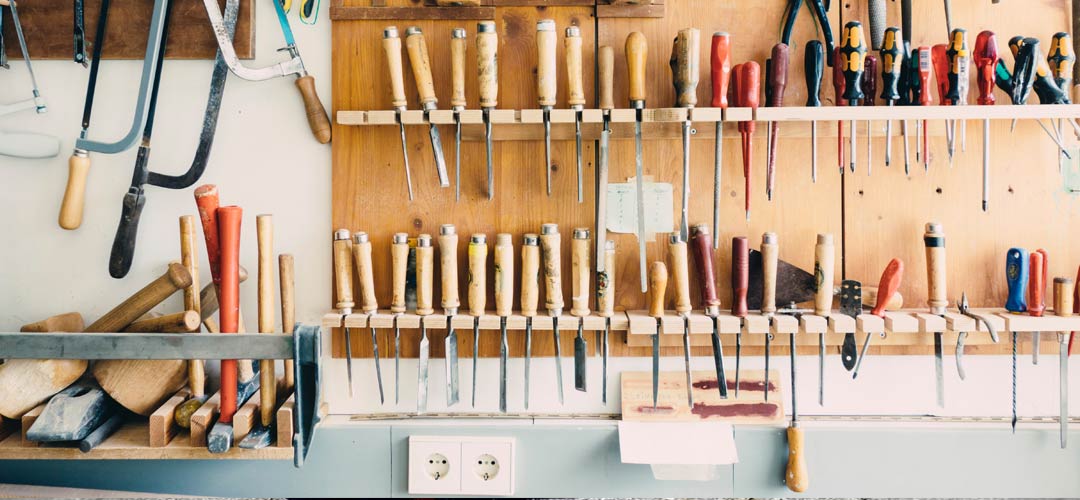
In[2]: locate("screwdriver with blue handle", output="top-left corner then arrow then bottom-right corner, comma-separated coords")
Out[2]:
1005,247 -> 1030,433
840,21 -> 867,174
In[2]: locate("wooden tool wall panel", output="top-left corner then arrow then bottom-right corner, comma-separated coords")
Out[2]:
1,0 -> 253,60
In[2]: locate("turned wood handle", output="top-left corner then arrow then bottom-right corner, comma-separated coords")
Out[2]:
383,27 -> 408,109
710,32 -> 731,108
180,216 -> 202,317
731,237 -> 749,317
1055,278 -> 1074,317
923,223 -> 947,314
217,206 -> 243,422
674,28 -> 700,108
648,262 -> 668,318
571,228 -> 590,317
333,229 -> 355,312
690,225 -> 719,314
669,236 -> 691,315
494,233 -> 514,317
295,76 -> 331,144
279,253 -> 296,390
450,28 -> 467,109
786,425 -> 808,492
439,226 -> 460,312
539,224 -> 564,315
597,241 -> 616,317
468,235 -> 488,317
521,234 -> 540,317
257,215 -> 275,333
122,311 -> 201,333
565,26 -> 585,108
194,185 -> 222,287
353,233 -> 378,313
626,32 -> 647,104
405,27 -> 438,107
416,235 -> 434,316
21,312 -> 85,333
536,20 -> 557,107
59,151 -> 90,230
814,234 -> 835,317
871,258 -> 904,316
476,21 -> 498,109
391,233 -> 409,313
1029,251 -> 1046,317
761,232 -> 778,315
598,46 -> 614,111
86,263 -> 192,332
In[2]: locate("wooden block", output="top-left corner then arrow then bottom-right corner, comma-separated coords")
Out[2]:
621,370 -> 782,423
857,314 -> 885,333
914,313 -> 947,332
725,107 -> 754,121
322,313 -> 344,328
800,315 -> 828,333
0,418 -> 16,443
828,314 -> 856,333
943,311 -> 977,332
276,394 -> 295,448
712,313 -> 743,333
20,403 -> 44,447
995,309 -> 1080,332
330,5 -> 495,20
742,314 -> 771,334
189,391 -> 220,448
343,314 -> 369,328
883,311 -> 921,332
233,397 -> 259,440
148,388 -> 191,448
689,107 -> 724,122
771,314 -> 799,334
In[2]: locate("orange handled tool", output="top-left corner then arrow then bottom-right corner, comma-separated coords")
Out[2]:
735,62 -> 760,221
832,47 -> 846,174
916,46 -> 932,172
974,31 -> 999,211
216,205 -> 243,426
852,258 -> 904,379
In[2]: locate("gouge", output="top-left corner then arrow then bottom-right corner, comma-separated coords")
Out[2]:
468,234 -> 488,407
673,28 -> 700,239
814,234 -> 834,405
477,21 -> 498,199
597,240 -> 615,403
332,228 -> 355,397
732,236 -> 749,397
451,28 -> 466,201
648,261 -> 668,408
710,33 -> 731,246
540,223 -> 565,404
416,234 -> 434,413
521,234 -> 540,409
572,228 -> 591,392
390,233 -> 409,404
494,234 -> 514,412
924,223 -> 948,408
691,225 -> 726,399
354,231 -> 383,403
537,20 -> 557,197
626,31 -> 649,292
405,27 -> 450,188
670,235 -> 693,407
382,27 -> 413,200
439,225 -> 461,406
566,26 -> 586,203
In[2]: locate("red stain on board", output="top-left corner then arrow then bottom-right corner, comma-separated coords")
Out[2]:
636,405 -> 676,414
692,378 -> 776,393
692,402 -> 780,418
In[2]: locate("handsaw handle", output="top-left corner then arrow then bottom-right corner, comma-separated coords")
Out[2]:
108,186 -> 146,279
58,151 -> 90,230
295,75 -> 332,144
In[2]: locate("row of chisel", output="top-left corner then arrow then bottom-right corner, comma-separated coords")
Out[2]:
332,224 -> 614,412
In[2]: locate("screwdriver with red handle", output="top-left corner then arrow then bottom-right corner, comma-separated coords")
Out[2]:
931,44 -> 954,166
916,46 -> 932,172
833,47 -> 846,174
735,62 -> 761,221
840,21 -> 867,174
852,258 -> 903,379
974,30 -> 998,212
710,32 -> 731,249
862,54 -> 878,174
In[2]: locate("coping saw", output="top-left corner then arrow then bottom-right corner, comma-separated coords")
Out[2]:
0,0 -> 60,159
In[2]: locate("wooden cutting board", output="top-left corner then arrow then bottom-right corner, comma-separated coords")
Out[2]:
620,369 -> 783,424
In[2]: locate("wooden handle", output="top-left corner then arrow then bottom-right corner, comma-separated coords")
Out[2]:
598,46 -> 614,111
179,216 -> 202,318
871,258 -> 905,316
405,27 -> 438,107
598,240 -> 615,317
571,228 -> 590,317
59,151 -> 90,230
476,21 -> 498,109
923,223 -> 947,314
1036,249 -> 1049,314
333,229 -> 355,312
536,20 -> 557,107
353,232 -> 378,313
814,234 -> 835,317
450,28 -> 467,109
194,185 -> 222,286
669,236 -> 691,315
216,206 -> 242,422
416,235 -> 434,316
539,224 -> 564,315
626,31 -> 647,104
20,312 -> 85,333
391,233 -> 409,313
279,253 -> 296,390
383,27 -> 408,109
494,233 -> 514,317
468,234 -> 488,316
648,261 -> 668,318
565,26 -> 585,108
761,232 -> 778,315
689,225 -> 720,314
1029,251 -> 1046,317
785,425 -> 808,492
674,28 -> 700,108
295,76 -> 332,144
1055,278 -> 1074,317
521,234 -> 540,317
256,217 -> 277,427
439,225 -> 460,312
86,263 -> 192,332
731,237 -> 749,317
122,311 -> 201,333
711,32 -> 731,108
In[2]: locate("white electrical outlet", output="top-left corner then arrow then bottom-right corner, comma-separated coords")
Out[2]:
408,436 -> 462,495
460,437 -> 515,496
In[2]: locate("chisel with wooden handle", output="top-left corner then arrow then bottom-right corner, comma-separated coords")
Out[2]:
540,223 -> 565,404
451,28 -> 466,201
566,26 -> 585,204
439,225 -> 461,407
648,261 -> 668,408
572,228 -> 590,392
468,234 -> 488,406
691,225 -> 725,399
761,232 -> 778,401
673,28 -> 699,240
477,21 -> 498,199
596,45 -> 614,270
732,236 -> 749,398
416,234 -> 434,413
670,235 -> 693,407
391,233 -> 408,404
814,234 -> 834,405
537,20 -> 557,197
853,258 -> 903,379
924,223 -> 947,408
627,31 -> 648,291
332,228 -> 355,397
597,239 -> 615,403
354,231 -> 383,403
405,27 -> 449,188
494,233 -> 513,412
521,234 -> 540,409
382,27 -> 413,200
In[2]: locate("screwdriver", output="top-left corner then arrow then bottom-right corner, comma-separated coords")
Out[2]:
477,21 -> 498,200
691,224 -> 726,399
540,223 -> 566,404
404,27 -> 450,188
381,27 -> 413,200
1005,247 -> 1029,432
450,28 -> 466,201
468,234 -> 487,407
1047,32 -> 1074,169
974,31 -> 999,212
734,62 -> 760,221
648,262 -> 668,408
565,26 -> 585,203
673,28 -> 701,240
1003,38 -> 1075,152
880,27 -> 906,173
536,20 -> 556,197
732,236 -> 749,398
945,30 -> 970,158
916,46 -> 932,172
840,21 -> 867,174
766,43 -> 790,201
931,44 -> 953,166
832,48 -> 846,174
909,45 -> 924,163
597,240 -> 615,403
711,33 -> 731,247
805,40 -> 824,183
863,54 -> 878,174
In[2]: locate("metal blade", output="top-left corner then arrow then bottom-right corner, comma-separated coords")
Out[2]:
682,317 -> 692,407
417,324 -> 430,414
371,327 -> 384,404
764,331 -> 770,402
574,320 -> 587,392
652,325 -> 660,408
955,331 -> 967,381
554,318 -> 564,404
713,121 -> 723,248
344,326 -> 354,397
445,319 -> 459,406
524,319 -> 532,410
596,126 -> 610,271
544,109 -> 552,196
1033,331 -> 1040,365
428,123 -> 450,188
394,319 -> 401,405
635,119 -> 648,293
575,115 -> 583,203
398,122 -> 413,200
602,320 -> 610,404
472,320 -> 479,407
454,115 -> 461,201
735,329 -> 742,398
680,120 -> 691,241
852,332 -> 873,379
935,331 -> 945,407
499,319 -> 508,413
1061,333 -> 1069,449
710,318 -> 728,399
1012,331 -> 1018,432
485,110 -> 494,200
818,332 -> 825,405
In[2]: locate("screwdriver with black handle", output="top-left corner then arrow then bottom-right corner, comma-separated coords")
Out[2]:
840,21 -> 867,174
946,30 -> 971,159
974,31 -> 998,212
880,27 -> 907,173
1003,38 -> 1075,152
766,43 -> 789,202
1047,32 -> 1074,168
805,40 -> 824,183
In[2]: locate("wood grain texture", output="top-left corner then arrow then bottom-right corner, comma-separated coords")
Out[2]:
1,0 -> 253,60
621,369 -> 782,423
148,389 -> 190,448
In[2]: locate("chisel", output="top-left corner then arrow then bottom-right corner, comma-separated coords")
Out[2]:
597,45 -> 613,269
450,28 -> 466,201
521,234 -> 540,409
597,240 -> 615,403
760,233 -> 778,402
924,223 -> 947,408
540,224 -> 566,404
390,233 -> 409,404
468,234 -> 488,407
332,229 -> 356,397
814,234 -> 834,405
691,225 -> 726,399
840,21 -> 867,174
626,32 -> 648,292
1029,249 -> 1048,365
805,40 -> 824,183
404,27 -> 450,188
477,21 -> 498,199
415,234 -> 434,414
494,233 -> 514,412
711,33 -> 731,246
648,262 -> 668,408
1005,247 -> 1030,432
439,225 -> 461,407
670,235 -> 693,407
566,26 -> 585,204
572,228 -> 591,392
537,20 -> 557,197
732,236 -> 749,398
1054,277 -> 1073,448
853,258 -> 903,379
673,28 -> 700,239
880,27 -> 905,172
382,27 -> 413,199
765,43 -> 789,200
974,31 -> 999,211
353,231 -> 383,404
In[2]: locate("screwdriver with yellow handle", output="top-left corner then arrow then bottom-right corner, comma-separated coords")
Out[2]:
840,21 -> 867,174
880,27 -> 908,174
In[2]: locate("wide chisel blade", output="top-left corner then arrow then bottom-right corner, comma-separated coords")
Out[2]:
428,124 -> 450,188
446,320 -> 459,406
417,324 -> 430,413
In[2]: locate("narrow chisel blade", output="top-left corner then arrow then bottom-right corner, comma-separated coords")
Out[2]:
344,326 -> 355,397
602,320 -> 610,404
710,318 -> 728,399
371,328 -> 384,404
394,320 -> 401,404
1061,333 -> 1069,449
445,321 -> 459,406
499,319 -> 508,413
472,321 -> 480,407
683,318 -> 693,408
554,319 -> 564,404
934,331 -> 945,407
652,329 -> 660,408
524,320 -> 532,410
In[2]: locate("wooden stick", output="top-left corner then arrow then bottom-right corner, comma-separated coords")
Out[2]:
280,254 -> 296,391
86,263 -> 192,332
180,215 -> 205,399
257,215 -> 277,428
122,311 -> 201,333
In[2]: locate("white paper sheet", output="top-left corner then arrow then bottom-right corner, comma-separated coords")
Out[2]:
617,421 -> 739,465
606,180 -> 674,235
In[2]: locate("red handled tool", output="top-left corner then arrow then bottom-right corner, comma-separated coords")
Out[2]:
735,62 -> 760,221
766,43 -> 790,202
916,46 -> 932,172
852,258 -> 903,378
974,31 -> 999,212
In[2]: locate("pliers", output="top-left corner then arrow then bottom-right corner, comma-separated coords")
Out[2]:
955,292 -> 1000,380
781,0 -> 835,67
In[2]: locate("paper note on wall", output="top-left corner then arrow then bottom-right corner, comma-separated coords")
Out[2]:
606,180 -> 674,236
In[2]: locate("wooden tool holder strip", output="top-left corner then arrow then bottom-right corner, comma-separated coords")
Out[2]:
330,0 -> 664,20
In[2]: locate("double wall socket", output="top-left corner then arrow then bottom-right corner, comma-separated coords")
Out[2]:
407,435 -> 515,496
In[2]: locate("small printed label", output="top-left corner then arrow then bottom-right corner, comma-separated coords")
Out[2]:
606,180 -> 674,236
